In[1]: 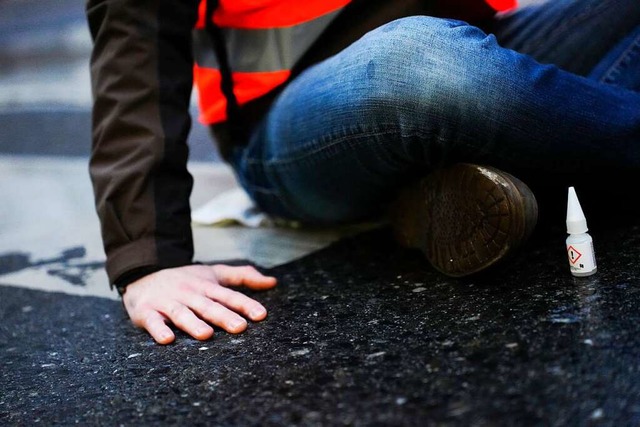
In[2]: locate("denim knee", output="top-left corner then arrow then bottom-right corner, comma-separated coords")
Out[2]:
350,16 -> 500,127
361,15 -> 476,74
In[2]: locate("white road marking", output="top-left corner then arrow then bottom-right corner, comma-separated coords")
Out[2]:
0,155 -> 363,300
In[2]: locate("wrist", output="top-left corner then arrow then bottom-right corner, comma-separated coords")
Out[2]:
113,266 -> 161,295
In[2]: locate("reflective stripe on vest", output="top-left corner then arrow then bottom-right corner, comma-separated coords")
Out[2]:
194,0 -> 349,124
193,0 -> 518,125
193,9 -> 343,73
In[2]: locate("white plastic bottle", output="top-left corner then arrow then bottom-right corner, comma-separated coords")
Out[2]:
566,187 -> 597,277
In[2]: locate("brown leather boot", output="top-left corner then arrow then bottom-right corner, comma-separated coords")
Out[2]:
390,163 -> 538,277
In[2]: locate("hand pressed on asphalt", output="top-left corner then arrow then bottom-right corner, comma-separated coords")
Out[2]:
121,264 -> 278,344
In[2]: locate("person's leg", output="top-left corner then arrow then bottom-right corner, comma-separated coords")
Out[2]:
588,25 -> 640,92
490,0 -> 640,84
232,16 -> 640,224
487,0 -> 640,219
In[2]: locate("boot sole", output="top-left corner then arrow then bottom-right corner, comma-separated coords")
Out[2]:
390,164 -> 538,277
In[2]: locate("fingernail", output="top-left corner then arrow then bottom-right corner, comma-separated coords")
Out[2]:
159,332 -> 171,341
229,319 -> 247,330
249,307 -> 266,319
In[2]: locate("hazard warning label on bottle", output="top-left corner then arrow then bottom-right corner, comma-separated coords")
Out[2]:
567,242 -> 596,273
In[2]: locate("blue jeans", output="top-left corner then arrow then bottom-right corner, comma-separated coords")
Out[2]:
230,0 -> 640,223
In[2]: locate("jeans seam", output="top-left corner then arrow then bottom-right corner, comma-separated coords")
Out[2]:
600,33 -> 640,84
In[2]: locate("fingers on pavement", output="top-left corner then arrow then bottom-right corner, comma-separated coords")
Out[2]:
205,285 -> 268,322
212,265 -> 278,290
183,293 -> 248,334
139,310 -> 175,345
162,302 -> 214,341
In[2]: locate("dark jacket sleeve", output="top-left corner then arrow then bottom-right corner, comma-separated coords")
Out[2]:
86,0 -> 200,287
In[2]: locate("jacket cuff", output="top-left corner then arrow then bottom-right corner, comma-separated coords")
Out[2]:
106,237 -> 193,292
106,237 -> 159,286
113,265 -> 161,295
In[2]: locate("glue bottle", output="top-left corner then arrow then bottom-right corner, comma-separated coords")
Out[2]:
566,187 -> 597,277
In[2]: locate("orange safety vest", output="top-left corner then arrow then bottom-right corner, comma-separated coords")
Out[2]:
193,0 -> 517,125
